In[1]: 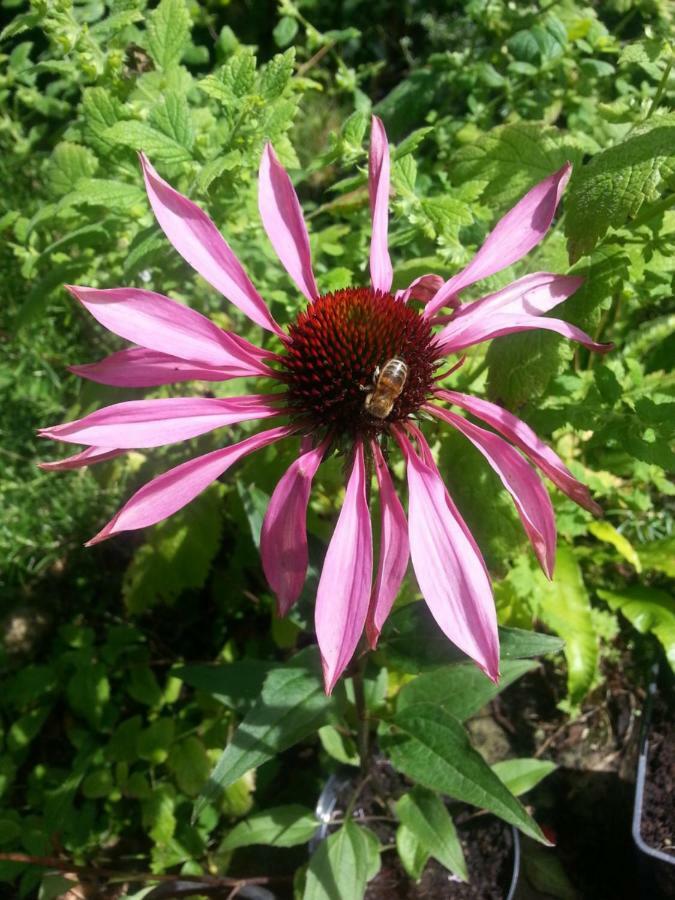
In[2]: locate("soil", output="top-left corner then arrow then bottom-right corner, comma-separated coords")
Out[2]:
321,765 -> 515,900
640,694 -> 675,856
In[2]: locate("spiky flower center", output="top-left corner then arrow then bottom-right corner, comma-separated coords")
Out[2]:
280,287 -> 438,439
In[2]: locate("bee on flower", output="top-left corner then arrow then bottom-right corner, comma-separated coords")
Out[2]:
39,117 -> 608,693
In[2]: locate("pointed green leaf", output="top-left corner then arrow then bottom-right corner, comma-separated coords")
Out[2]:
304,822 -> 380,900
396,824 -> 430,881
395,788 -> 467,880
381,703 -> 548,843
147,0 -> 191,70
597,585 -> 675,672
491,758 -> 557,796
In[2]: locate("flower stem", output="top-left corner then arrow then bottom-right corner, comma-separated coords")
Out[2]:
352,650 -> 370,774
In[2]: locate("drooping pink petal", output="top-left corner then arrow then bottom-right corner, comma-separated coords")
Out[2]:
69,348 -> 274,387
67,286 -> 273,374
396,273 -> 445,304
39,395 -> 284,448
435,311 -> 612,356
436,389 -> 603,515
394,427 -> 499,681
450,272 -> 583,323
259,144 -> 319,303
424,164 -> 572,318
425,403 -> 556,578
86,425 -> 295,545
368,116 -> 393,294
260,437 -> 327,616
38,446 -> 124,471
366,441 -> 409,649
140,154 -> 282,335
315,441 -> 373,694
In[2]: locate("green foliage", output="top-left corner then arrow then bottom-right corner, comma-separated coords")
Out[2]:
395,788 -> 467,880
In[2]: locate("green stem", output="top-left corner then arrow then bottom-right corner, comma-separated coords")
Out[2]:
644,54 -> 673,122
352,651 -> 370,774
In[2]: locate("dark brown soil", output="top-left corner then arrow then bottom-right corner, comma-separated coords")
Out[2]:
641,695 -> 674,855
365,816 -> 513,900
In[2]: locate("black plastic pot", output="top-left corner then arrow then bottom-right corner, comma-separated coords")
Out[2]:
312,770 -> 521,899
632,674 -> 675,900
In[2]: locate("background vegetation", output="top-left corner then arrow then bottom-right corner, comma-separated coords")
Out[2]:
0,0 -> 673,897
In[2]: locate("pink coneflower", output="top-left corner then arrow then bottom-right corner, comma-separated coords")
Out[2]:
40,117 -> 608,693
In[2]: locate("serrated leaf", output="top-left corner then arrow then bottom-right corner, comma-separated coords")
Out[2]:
147,0 -> 191,70
395,788 -> 467,880
491,758 -> 556,796
565,117 -> 675,261
46,143 -> 98,197
260,48 -> 295,99
224,49 -> 257,98
597,586 -> 675,672
397,659 -> 537,719
195,649 -> 333,817
220,805 -> 317,850
381,703 -> 547,842
304,822 -> 380,900
59,178 -> 146,210
103,120 -> 192,164
149,93 -> 195,151
82,87 -> 126,155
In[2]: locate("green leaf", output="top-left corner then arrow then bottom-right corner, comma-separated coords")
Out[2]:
588,521 -> 641,572
380,601 -> 563,673
123,484 -> 224,613
82,88 -> 126,155
59,178 -> 146,210
380,704 -> 548,842
149,92 -> 195,151
507,19 -> 567,66
137,718 -> 175,764
173,660 -> 273,711
491,758 -> 557,796
168,737 -> 211,796
565,117 -> 675,261
395,787 -> 467,880
261,48 -> 295,99
597,586 -> 675,672
147,0 -> 191,70
304,822 -> 380,900
396,824 -> 430,880
46,143 -> 98,197
638,535 -> 675,578
195,649 -> 333,817
103,120 -> 193,164
273,16 -> 299,48
537,547 -> 597,703
318,725 -> 359,766
397,658 -> 537,719
486,329 -> 570,409
220,805 -> 317,850
81,769 -> 114,799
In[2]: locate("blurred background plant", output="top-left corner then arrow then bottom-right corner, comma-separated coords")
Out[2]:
0,0 -> 673,897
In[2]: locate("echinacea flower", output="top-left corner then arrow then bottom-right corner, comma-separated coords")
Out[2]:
40,117 -> 609,693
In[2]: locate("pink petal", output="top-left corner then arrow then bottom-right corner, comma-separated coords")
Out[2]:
38,446 -> 124,471
260,438 -> 326,616
366,441 -> 409,649
424,164 -> 572,318
436,311 -> 612,355
451,272 -> 583,323
315,441 -> 373,694
394,427 -> 499,681
140,154 -> 282,335
369,116 -> 393,294
70,347 -> 272,387
39,395 -> 283,448
259,144 -> 319,303
87,425 -> 295,545
396,273 -> 446,304
437,389 -> 603,516
67,285 -> 272,374
425,404 -> 556,578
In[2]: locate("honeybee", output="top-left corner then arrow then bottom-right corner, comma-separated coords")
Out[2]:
364,358 -> 408,419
